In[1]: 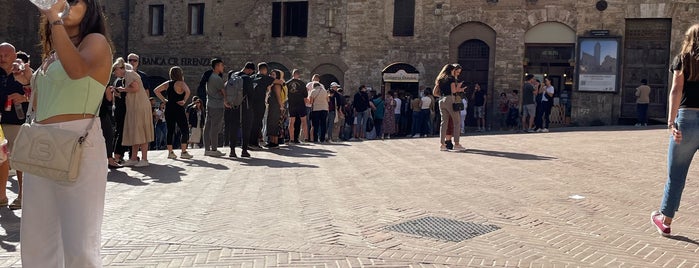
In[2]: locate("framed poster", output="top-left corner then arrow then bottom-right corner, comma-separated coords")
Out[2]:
576,37 -> 621,92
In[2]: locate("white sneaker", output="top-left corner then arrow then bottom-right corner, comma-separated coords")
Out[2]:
167,152 -> 177,159
634,123 -> 641,127
122,159 -> 138,167
542,128 -> 549,133
180,151 -> 193,159
453,144 -> 466,151
134,160 -> 149,167
412,134 -> 420,138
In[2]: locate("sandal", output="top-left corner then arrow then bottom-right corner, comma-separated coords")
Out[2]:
9,198 -> 20,210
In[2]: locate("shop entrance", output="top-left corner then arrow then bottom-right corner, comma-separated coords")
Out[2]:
524,22 -> 577,126
524,45 -> 575,125
382,63 -> 420,98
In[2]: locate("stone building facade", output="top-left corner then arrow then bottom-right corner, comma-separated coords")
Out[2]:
2,0 -> 698,126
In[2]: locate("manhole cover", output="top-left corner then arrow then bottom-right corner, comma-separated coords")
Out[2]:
386,216 -> 500,242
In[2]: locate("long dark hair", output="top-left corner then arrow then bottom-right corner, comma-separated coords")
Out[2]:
434,64 -> 455,88
679,24 -> 699,81
40,0 -> 111,59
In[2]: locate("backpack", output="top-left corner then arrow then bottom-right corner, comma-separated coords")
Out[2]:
280,84 -> 288,103
197,70 -> 213,105
225,73 -> 245,107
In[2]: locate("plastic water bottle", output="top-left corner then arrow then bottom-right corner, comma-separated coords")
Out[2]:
29,0 -> 70,18
14,101 -> 25,120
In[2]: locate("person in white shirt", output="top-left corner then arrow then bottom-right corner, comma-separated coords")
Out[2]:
420,89 -> 433,137
540,77 -> 555,132
394,95 -> 401,135
460,97 -> 468,134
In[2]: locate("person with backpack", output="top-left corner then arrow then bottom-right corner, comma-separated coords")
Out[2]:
196,68 -> 213,107
223,62 -> 255,157
203,59 -> 226,157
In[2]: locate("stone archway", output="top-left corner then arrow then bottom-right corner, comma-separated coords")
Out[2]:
311,63 -> 344,90
450,22 -> 496,128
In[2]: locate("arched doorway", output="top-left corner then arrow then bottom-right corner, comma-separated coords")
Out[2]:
449,22 -> 495,129
458,39 -> 490,127
319,74 -> 339,90
524,22 -> 576,125
311,63 -> 344,91
381,63 -> 420,98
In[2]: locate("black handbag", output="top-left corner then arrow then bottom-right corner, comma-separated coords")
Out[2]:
452,95 -> 464,111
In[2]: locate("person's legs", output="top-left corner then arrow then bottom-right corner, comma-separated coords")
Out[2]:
204,107 -> 214,151
528,105 -> 536,130
300,116 -> 308,141
289,116 -> 297,142
176,111 -> 190,152
543,101 -> 552,129
0,161 -> 8,205
439,98 -> 450,145
113,110 -> 127,161
411,112 -> 421,136
166,112 -> 177,153
638,103 -> 649,125
241,107 -> 251,152
327,110 -> 335,141
319,111 -> 328,142
22,119 -> 107,267
451,109 -> 462,145
660,110 -> 699,220
140,143 -> 148,161
374,118 -> 383,139
210,108 -> 224,151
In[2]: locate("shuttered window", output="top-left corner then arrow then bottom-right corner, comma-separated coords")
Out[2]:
272,1 -> 308,38
393,0 -> 415,36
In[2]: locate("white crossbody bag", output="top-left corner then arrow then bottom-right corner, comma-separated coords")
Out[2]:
10,82 -> 99,182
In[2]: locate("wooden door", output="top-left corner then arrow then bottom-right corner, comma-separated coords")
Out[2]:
621,19 -> 671,120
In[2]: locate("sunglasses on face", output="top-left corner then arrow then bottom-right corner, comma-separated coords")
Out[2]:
67,0 -> 80,6
128,59 -> 139,63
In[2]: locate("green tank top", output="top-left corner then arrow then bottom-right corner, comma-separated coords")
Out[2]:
33,60 -> 106,122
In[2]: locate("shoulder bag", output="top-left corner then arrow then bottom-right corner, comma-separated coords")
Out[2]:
10,81 -> 100,182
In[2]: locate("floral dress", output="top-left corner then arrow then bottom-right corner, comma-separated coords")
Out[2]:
382,95 -> 396,135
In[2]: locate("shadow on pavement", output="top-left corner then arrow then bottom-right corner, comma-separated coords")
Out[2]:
108,169 -> 150,186
463,149 -> 556,161
110,163 -> 189,184
0,208 -> 20,252
668,235 -> 699,246
267,145 -> 336,158
236,157 -> 319,168
179,159 -> 229,170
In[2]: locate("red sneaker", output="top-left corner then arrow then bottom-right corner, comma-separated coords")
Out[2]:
651,211 -> 671,237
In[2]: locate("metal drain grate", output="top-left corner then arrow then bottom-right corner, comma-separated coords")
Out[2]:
386,216 -> 500,242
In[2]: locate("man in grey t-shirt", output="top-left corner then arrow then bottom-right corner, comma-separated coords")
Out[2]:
204,58 -> 226,156
521,74 -> 537,132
